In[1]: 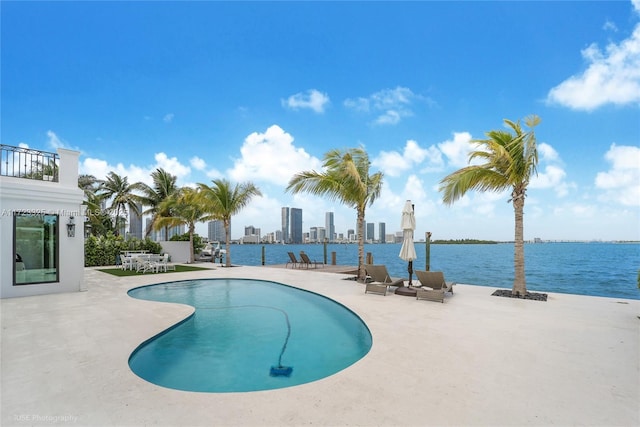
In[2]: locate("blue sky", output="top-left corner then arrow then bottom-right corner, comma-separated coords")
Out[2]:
2,1 -> 639,241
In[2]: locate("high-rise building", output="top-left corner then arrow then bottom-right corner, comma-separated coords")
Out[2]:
167,224 -> 184,240
153,224 -> 184,241
317,227 -> 326,242
347,229 -> 355,241
245,225 -> 258,236
281,207 -> 290,243
128,203 -> 143,239
290,208 -> 303,244
325,212 -> 335,243
366,222 -> 375,242
309,227 -> 318,242
378,222 -> 386,244
145,218 -> 153,239
208,220 -> 227,242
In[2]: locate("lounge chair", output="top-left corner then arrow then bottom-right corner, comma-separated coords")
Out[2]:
286,252 -> 300,269
364,264 -> 407,296
299,252 -> 322,269
415,270 -> 455,303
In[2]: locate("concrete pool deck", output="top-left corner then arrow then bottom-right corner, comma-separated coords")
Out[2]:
1,265 -> 639,426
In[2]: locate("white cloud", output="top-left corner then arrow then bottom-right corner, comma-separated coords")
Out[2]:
79,152 -> 192,187
190,156 -> 206,171
282,89 -> 330,113
531,165 -> 571,197
372,139 -> 442,177
228,125 -> 323,186
375,110 -> 402,125
47,130 -> 64,149
530,142 -> 574,197
190,156 -> 223,180
595,143 -> 640,206
80,157 -> 111,179
603,20 -> 618,32
537,142 -> 560,162
401,175 -> 429,209
153,152 -> 191,181
163,113 -> 174,123
438,132 -> 474,168
546,24 -> 640,110
46,130 -> 81,152
344,86 -> 429,125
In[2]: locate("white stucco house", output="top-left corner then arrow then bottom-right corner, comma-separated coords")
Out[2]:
0,145 -> 85,298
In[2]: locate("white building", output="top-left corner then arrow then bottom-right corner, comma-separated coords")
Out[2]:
0,145 -> 85,298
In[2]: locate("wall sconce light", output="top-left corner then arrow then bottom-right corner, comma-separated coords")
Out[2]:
66,216 -> 76,237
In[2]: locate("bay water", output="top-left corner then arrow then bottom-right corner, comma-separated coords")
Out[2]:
220,242 -> 640,300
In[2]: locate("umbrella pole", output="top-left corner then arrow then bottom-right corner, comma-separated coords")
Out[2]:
408,260 -> 413,287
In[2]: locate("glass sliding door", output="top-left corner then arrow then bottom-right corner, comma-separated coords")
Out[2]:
14,213 -> 59,285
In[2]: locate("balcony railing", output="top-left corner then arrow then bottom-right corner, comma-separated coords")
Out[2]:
0,144 -> 59,182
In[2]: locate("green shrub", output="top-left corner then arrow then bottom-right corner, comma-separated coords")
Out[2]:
84,233 -> 162,267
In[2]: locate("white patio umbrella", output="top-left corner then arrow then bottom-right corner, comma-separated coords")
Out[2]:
399,200 -> 417,287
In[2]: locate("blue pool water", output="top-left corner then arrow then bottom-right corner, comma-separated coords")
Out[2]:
127,279 -> 372,392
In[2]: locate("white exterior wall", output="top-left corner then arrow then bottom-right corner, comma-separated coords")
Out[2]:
0,148 -> 85,298
159,241 -> 191,264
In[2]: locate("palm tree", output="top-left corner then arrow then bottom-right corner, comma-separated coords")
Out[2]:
439,115 -> 540,297
197,179 -> 262,267
137,168 -> 179,238
98,171 -> 143,236
286,148 -> 383,282
78,174 -> 106,236
155,187 -> 208,263
78,174 -> 101,195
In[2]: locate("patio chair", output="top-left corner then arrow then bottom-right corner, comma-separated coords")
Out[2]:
415,270 -> 455,303
155,254 -> 169,273
120,255 -> 134,271
286,252 -> 300,269
135,255 -> 157,274
364,264 -> 406,296
299,252 -> 322,269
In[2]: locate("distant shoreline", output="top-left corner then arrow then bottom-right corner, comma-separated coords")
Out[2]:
238,240 -> 640,245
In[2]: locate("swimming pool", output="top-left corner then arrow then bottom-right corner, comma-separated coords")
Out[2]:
127,279 -> 372,392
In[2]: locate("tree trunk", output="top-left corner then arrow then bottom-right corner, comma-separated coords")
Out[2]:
114,206 -> 121,236
188,223 -> 195,264
224,218 -> 231,267
357,206 -> 366,281
512,193 -> 526,296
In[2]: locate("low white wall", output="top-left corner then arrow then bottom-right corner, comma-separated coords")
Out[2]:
159,241 -> 191,264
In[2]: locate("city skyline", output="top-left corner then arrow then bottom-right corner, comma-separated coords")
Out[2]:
203,208 -> 394,244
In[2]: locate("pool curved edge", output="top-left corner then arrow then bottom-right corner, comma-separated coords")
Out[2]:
126,284 -> 197,370
126,278 -> 373,393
